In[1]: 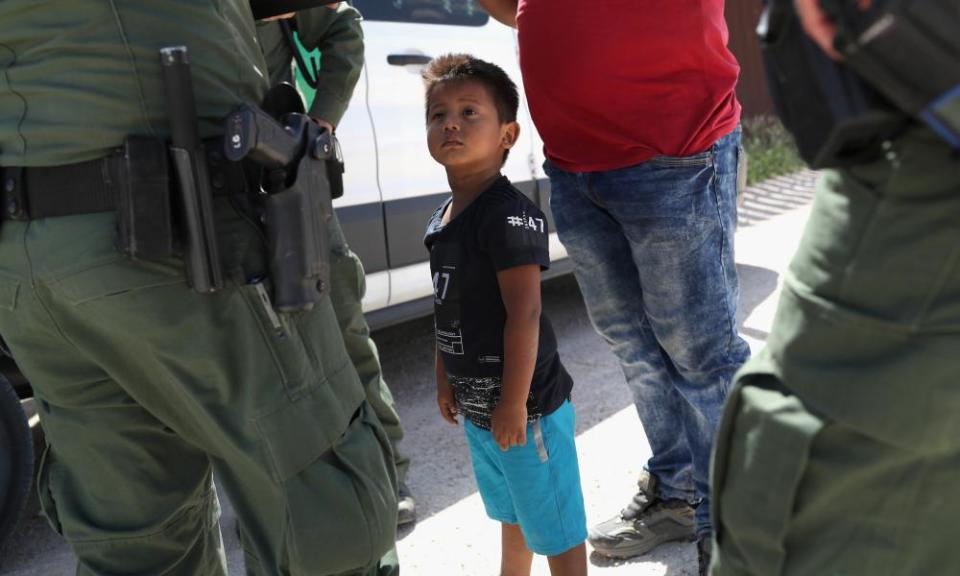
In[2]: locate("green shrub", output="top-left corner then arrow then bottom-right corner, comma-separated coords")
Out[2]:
742,115 -> 807,185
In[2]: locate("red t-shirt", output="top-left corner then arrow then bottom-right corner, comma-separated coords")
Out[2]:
517,0 -> 741,172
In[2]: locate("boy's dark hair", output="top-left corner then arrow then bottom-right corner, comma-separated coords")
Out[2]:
422,54 -> 520,163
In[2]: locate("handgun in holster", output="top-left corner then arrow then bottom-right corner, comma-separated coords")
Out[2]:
223,84 -> 343,312
757,0 -> 960,168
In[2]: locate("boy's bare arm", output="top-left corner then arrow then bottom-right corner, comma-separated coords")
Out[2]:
478,0 -> 518,27
436,346 -> 459,425
492,264 -> 541,450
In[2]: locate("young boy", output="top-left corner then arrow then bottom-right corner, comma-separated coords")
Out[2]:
422,54 -> 588,576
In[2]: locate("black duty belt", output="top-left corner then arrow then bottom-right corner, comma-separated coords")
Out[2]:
0,140 -> 249,221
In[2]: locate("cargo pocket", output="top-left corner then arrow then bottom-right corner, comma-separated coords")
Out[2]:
36,444 -> 64,536
711,377 -> 825,576
283,403 -> 398,574
238,280 -> 318,400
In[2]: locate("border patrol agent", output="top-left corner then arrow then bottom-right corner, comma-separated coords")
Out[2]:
256,3 -> 416,526
0,1 -> 397,574
709,1 -> 960,574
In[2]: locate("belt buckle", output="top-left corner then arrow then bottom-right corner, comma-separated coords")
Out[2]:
1,167 -> 28,221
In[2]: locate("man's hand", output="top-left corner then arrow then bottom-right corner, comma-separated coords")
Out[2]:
437,375 -> 459,426
491,400 -> 527,451
795,0 -> 842,59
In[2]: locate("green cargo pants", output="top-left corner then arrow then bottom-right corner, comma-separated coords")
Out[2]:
0,196 -> 398,575
328,213 -> 409,483
710,127 -> 960,576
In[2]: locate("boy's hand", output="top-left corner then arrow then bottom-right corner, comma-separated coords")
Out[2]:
437,377 -> 459,425
491,400 -> 527,451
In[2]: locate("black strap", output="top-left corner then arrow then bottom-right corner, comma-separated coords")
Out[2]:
3,155 -> 120,220
0,141 -> 249,221
281,19 -> 321,91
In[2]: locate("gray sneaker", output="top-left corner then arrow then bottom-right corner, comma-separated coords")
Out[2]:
397,482 -> 416,526
589,472 -> 695,558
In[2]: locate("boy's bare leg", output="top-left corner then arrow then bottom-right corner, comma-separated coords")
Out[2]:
546,543 -> 587,576
501,523 -> 534,576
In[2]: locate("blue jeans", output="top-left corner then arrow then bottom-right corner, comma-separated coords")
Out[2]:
545,128 -> 750,537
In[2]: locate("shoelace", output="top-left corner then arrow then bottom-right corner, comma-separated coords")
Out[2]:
621,488 -> 656,520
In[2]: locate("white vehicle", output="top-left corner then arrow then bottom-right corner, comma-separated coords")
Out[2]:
335,0 -> 569,328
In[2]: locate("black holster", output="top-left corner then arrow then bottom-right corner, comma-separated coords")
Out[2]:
224,84 -> 337,312
264,163 -> 333,312
263,131 -> 335,312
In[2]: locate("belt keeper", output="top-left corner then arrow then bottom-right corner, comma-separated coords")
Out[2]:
3,167 -> 28,221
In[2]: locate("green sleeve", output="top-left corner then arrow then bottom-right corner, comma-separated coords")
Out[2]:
295,3 -> 365,127
255,20 -> 296,88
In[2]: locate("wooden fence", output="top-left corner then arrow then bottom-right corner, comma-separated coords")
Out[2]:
726,0 -> 774,118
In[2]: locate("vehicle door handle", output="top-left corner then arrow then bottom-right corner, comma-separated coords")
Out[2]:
387,54 -> 432,66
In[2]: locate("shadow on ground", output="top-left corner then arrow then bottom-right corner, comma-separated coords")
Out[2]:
739,170 -> 817,228
735,263 -> 780,341
589,540 -> 696,575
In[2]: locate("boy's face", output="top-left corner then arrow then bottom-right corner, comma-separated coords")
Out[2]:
426,80 -> 518,173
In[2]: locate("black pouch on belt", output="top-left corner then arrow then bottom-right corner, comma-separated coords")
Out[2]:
115,136 -> 174,260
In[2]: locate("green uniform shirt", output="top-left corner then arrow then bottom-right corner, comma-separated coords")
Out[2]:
255,3 -> 364,127
0,0 -> 269,167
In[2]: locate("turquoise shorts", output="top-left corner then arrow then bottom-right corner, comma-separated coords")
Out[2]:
463,400 -> 587,556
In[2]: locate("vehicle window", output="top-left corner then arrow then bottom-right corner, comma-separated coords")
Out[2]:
352,0 -> 490,26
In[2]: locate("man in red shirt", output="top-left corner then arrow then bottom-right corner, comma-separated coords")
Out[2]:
479,2 -> 750,574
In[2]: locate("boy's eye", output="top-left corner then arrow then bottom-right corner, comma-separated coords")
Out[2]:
430,111 -> 444,120
463,108 -> 476,116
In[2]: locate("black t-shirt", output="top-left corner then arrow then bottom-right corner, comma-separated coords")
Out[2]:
424,176 -> 573,430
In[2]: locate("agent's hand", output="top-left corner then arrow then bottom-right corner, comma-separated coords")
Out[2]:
437,377 -> 459,425
491,400 -> 527,451
309,116 -> 335,135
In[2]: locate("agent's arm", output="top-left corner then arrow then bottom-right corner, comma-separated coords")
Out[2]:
478,0 -> 518,28
295,2 -> 364,128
